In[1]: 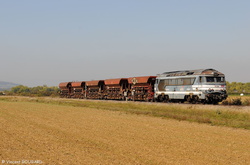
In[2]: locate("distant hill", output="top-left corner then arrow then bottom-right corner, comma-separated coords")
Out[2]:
0,81 -> 20,91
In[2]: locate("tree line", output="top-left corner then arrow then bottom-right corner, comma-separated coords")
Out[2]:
226,82 -> 250,94
5,85 -> 60,97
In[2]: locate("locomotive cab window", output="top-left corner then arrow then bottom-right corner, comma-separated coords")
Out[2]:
206,77 -> 225,83
206,77 -> 215,82
216,77 -> 225,82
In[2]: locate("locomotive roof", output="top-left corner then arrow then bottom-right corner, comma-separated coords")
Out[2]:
158,68 -> 224,77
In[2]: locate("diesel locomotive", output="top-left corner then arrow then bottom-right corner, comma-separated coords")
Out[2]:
59,68 -> 227,104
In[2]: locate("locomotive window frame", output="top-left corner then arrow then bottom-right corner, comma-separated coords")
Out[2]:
177,79 -> 183,85
216,77 -> 225,82
158,80 -> 165,91
206,77 -> 215,82
205,77 -> 225,83
168,79 -> 176,86
183,78 -> 191,85
159,77 -> 196,87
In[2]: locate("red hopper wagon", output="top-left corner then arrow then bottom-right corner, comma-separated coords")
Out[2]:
85,80 -> 105,99
104,78 -> 128,100
128,76 -> 156,101
71,81 -> 86,99
59,82 -> 72,98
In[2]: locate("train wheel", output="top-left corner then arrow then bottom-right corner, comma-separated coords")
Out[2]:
164,95 -> 169,103
213,101 -> 219,105
192,95 -> 199,104
158,95 -> 169,103
186,95 -> 192,103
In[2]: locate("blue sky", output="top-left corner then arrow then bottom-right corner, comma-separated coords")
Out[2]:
1,0 -> 249,86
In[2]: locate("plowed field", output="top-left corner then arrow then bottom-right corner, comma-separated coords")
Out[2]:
1,100 -> 250,165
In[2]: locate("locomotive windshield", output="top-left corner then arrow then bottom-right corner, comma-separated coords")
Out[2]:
205,77 -> 225,83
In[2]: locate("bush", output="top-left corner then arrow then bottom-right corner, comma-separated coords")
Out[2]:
221,100 -> 229,105
242,99 -> 250,106
232,98 -> 242,105
222,98 -> 242,105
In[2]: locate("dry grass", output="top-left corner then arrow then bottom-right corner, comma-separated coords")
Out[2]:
222,95 -> 250,106
1,96 -> 250,129
1,98 -> 250,164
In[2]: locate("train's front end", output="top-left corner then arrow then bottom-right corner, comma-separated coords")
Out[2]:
197,69 -> 227,104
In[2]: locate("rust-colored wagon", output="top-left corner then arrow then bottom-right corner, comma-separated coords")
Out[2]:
71,81 -> 86,99
59,82 -> 72,98
104,78 -> 128,100
128,76 -> 156,101
85,80 -> 105,99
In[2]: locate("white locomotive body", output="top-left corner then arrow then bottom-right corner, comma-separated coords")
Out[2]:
154,69 -> 227,104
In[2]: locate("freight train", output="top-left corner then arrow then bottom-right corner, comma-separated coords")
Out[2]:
59,68 -> 227,104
